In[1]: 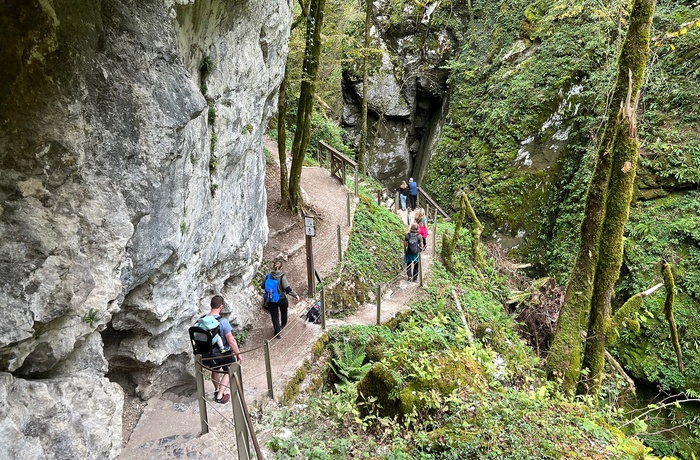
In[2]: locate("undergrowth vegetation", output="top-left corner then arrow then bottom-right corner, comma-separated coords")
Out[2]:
258,210 -> 669,459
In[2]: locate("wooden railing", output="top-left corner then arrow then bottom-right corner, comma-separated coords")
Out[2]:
418,186 -> 451,221
319,141 -> 358,197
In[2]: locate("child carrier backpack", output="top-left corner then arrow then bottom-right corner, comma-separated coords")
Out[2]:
189,315 -> 226,355
406,232 -> 421,255
264,274 -> 281,303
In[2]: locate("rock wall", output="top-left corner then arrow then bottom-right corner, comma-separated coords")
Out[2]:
342,0 -> 462,188
0,0 -> 291,456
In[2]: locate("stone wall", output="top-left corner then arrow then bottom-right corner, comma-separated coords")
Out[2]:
0,0 -> 291,456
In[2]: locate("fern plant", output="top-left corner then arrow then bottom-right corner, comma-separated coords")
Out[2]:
329,342 -> 371,384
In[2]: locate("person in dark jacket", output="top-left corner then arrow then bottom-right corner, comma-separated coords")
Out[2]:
408,177 -> 418,211
395,181 -> 409,211
403,223 -> 424,282
262,260 -> 300,339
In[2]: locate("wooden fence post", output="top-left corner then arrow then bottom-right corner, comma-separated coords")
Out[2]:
264,340 -> 274,399
321,286 -> 327,330
194,355 -> 208,435
337,224 -> 342,262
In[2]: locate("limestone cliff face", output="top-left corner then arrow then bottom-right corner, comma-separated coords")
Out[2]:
342,0 -> 464,187
0,0 -> 291,457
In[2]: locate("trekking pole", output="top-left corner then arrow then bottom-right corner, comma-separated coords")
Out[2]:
376,285 -> 382,325
264,340 -> 274,399
194,355 -> 209,434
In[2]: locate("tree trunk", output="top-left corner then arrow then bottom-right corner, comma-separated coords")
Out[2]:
288,0 -> 327,214
662,261 -> 683,372
578,0 -> 656,396
358,0 -> 372,174
441,191 -> 468,272
278,64 -> 290,204
546,0 -> 656,395
463,192 -> 486,271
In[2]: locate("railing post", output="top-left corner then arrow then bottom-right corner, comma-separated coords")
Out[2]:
346,192 -> 351,226
320,286 -> 327,330
337,224 -> 342,262
419,252 -> 423,287
229,362 -> 251,459
354,166 -> 359,197
377,190 -> 381,206
264,340 -> 274,399
194,355 -> 208,435
433,208 -> 438,256
376,285 -> 382,325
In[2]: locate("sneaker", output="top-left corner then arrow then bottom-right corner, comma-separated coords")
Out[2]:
215,394 -> 230,404
277,333 -> 283,339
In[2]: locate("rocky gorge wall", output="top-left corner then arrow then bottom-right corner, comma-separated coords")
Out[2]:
0,0 -> 291,457
342,0 -> 465,188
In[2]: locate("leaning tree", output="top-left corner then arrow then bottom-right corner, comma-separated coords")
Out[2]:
546,0 -> 657,396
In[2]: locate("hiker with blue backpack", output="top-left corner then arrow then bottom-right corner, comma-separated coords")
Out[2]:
188,295 -> 243,404
263,260 -> 300,339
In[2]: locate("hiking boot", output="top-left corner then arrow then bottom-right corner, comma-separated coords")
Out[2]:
215,394 -> 230,404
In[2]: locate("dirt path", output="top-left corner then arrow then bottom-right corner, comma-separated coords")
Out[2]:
120,138 -> 433,459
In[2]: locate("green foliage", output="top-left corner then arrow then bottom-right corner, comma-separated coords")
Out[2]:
426,0 -> 627,270
210,131 -> 217,155
82,309 -> 99,326
612,191 -> 700,393
340,189 -> 405,288
329,342 -> 371,384
207,106 -> 216,125
258,217 -> 656,459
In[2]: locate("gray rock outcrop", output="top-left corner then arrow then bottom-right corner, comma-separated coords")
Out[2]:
0,0 -> 291,456
342,0 -> 462,187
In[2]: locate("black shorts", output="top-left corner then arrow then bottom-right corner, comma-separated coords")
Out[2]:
205,349 -> 236,372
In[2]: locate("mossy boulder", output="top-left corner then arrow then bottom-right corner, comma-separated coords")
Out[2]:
356,362 -> 401,418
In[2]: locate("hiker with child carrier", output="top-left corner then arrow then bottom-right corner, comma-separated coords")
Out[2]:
262,260 -> 301,339
404,222 -> 425,282
188,295 -> 243,404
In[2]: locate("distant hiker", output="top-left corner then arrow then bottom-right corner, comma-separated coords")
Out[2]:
193,295 -> 243,404
395,181 -> 409,211
263,260 -> 300,339
415,208 -> 429,243
408,177 -> 418,210
404,223 -> 424,282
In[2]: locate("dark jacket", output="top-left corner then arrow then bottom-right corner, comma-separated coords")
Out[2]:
396,186 -> 409,197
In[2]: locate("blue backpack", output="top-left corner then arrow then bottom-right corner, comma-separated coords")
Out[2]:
265,274 -> 281,303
